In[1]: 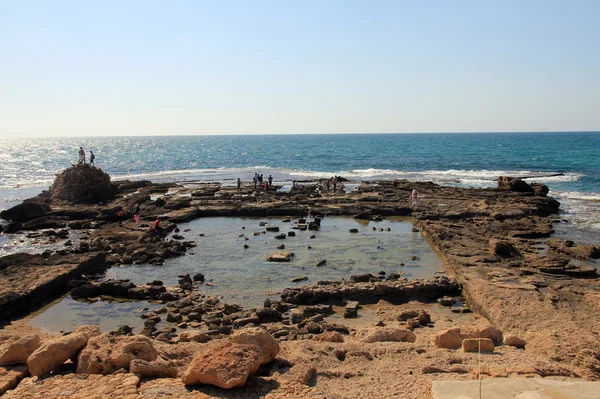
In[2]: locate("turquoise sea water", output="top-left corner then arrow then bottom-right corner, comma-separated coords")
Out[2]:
0,132 -> 599,232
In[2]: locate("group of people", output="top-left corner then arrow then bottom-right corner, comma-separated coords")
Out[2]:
244,173 -> 274,191
78,147 -> 96,167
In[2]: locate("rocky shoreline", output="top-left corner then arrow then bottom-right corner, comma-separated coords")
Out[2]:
0,166 -> 599,398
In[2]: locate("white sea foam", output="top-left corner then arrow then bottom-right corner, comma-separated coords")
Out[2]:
552,191 -> 600,201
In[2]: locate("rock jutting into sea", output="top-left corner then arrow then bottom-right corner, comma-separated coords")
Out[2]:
0,166 -> 599,398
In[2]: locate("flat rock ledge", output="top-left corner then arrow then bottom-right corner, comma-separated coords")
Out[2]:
281,276 -> 461,305
0,252 -> 107,320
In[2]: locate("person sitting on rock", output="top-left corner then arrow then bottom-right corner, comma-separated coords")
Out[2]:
153,217 -> 165,236
117,207 -> 125,225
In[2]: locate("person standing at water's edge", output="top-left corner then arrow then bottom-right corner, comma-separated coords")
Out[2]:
78,147 -> 85,164
411,188 -> 418,208
268,175 -> 273,187
89,151 -> 95,167
237,178 -> 242,192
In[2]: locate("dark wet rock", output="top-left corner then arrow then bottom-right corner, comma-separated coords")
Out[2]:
3,222 -> 23,234
255,307 -> 283,323
437,296 -> 456,306
0,202 -> 51,222
350,274 -> 378,283
193,273 -> 205,282
353,211 -> 372,220
303,304 -> 333,317
349,228 -> 359,233
282,277 -> 460,305
497,176 -> 534,193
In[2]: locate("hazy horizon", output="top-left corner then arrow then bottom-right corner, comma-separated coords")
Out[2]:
2,1 -> 599,138
2,130 -> 599,140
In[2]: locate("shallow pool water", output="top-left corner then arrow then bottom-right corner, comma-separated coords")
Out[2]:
106,216 -> 444,307
29,297 -> 160,333
29,216 -> 445,333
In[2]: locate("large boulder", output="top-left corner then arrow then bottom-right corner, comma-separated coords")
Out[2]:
182,341 -> 262,388
27,326 -> 99,377
497,176 -> 533,193
77,334 -> 158,374
0,335 -> 41,366
43,165 -> 116,203
357,327 -> 416,343
0,202 -> 50,222
229,327 -> 280,364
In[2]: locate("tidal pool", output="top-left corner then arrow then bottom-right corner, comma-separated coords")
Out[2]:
106,216 -> 444,307
30,216 -> 445,333
29,297 -> 161,333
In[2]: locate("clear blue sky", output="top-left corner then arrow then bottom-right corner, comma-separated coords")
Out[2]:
1,0 -> 599,136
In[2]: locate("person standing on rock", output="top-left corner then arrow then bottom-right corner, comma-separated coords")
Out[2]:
237,178 -> 242,192
268,175 -> 273,187
253,173 -> 258,189
411,188 -> 418,208
78,147 -> 86,164
89,151 -> 95,167
133,204 -> 141,225
331,176 -> 338,192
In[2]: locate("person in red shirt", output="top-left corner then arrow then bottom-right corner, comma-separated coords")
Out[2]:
153,217 -> 165,236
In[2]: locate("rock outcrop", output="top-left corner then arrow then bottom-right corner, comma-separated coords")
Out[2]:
77,334 -> 158,374
27,327 -> 96,377
182,341 -> 263,388
229,327 -> 280,365
0,335 -> 41,366
41,165 -> 116,203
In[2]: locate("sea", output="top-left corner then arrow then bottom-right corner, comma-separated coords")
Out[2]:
1,132 -> 599,237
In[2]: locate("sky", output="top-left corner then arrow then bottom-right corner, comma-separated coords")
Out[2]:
1,1 -> 599,137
